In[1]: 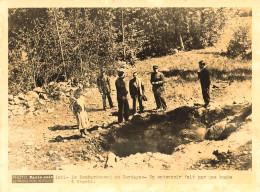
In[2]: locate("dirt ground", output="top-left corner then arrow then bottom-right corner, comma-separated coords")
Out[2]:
8,47 -> 252,171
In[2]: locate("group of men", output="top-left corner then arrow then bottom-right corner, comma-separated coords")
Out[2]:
97,60 -> 211,124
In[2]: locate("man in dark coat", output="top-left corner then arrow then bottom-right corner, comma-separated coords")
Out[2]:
97,70 -> 114,110
129,72 -> 145,114
115,71 -> 129,123
197,60 -> 211,107
151,65 -> 167,111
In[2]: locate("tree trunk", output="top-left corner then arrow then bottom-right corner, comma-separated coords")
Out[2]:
180,34 -> 185,51
53,9 -> 67,81
122,9 -> 126,61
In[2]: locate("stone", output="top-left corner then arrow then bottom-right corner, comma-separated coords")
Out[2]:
46,150 -> 54,156
197,107 -> 205,117
25,142 -> 34,146
33,87 -> 44,93
28,106 -> 36,112
8,105 -> 15,111
25,91 -> 39,102
9,100 -> 15,105
205,121 -> 227,140
38,99 -> 46,106
13,96 -> 21,105
46,108 -> 54,114
8,95 -> 14,101
17,93 -> 26,100
13,107 -> 25,116
105,152 -> 117,168
35,146 -> 41,150
39,93 -> 48,100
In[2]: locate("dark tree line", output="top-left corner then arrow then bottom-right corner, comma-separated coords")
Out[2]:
8,8 -> 251,94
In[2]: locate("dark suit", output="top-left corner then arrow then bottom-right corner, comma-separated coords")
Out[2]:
129,78 -> 144,113
198,68 -> 211,105
151,72 -> 167,109
115,77 -> 129,123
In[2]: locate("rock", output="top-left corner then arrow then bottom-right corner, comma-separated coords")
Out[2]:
17,92 -> 26,100
39,93 -> 48,100
8,105 -> 15,111
25,91 -> 39,102
205,121 -> 227,140
38,99 -> 46,106
25,150 -> 31,153
9,100 -> 15,105
46,150 -> 54,156
197,108 -> 205,117
63,139 -> 68,143
226,159 -> 231,164
33,87 -> 44,93
55,135 -> 63,142
8,95 -> 14,101
13,107 -> 25,116
46,108 -> 54,114
33,111 -> 41,116
26,112 -> 34,117
105,152 -> 118,168
243,151 -> 248,155
28,106 -> 36,112
35,146 -> 41,150
13,96 -> 21,105
48,82 -> 55,86
54,115 -> 59,118
25,141 -> 34,146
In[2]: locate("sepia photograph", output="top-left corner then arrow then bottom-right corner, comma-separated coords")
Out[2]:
2,1 -> 260,191
8,7 -> 252,171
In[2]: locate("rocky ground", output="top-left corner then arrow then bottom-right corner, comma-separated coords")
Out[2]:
8,47 -> 252,171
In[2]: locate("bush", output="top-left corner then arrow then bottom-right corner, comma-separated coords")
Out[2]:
226,26 -> 251,59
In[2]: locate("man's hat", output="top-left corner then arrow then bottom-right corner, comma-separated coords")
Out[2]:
199,60 -> 206,66
118,71 -> 124,77
153,65 -> 158,69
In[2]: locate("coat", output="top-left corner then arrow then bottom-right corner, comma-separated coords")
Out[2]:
115,77 -> 128,100
198,68 -> 211,88
129,77 -> 144,97
97,74 -> 111,94
71,96 -> 90,131
150,72 -> 165,93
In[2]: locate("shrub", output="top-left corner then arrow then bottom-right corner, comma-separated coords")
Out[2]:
226,26 -> 251,59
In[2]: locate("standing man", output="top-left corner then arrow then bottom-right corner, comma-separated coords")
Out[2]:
197,60 -> 211,108
151,65 -> 167,111
129,72 -> 145,114
97,70 -> 114,110
115,71 -> 130,123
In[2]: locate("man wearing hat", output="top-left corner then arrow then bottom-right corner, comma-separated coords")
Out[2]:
97,70 -> 114,110
198,60 -> 211,107
151,65 -> 167,111
115,71 -> 130,123
129,72 -> 145,114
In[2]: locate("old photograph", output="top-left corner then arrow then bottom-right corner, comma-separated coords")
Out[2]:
7,7 -> 253,171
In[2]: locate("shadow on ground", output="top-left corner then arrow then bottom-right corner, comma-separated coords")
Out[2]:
101,103 -> 252,158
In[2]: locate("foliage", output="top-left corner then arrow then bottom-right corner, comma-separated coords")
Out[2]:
227,26 -> 252,59
8,8 -> 251,94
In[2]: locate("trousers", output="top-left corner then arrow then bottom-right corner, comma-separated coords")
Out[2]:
201,85 -> 210,105
117,97 -> 129,123
132,94 -> 144,113
102,92 -> 113,109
